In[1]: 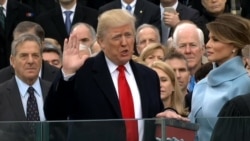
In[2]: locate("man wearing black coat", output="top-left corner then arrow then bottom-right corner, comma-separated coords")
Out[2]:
99,0 -> 161,32
0,0 -> 34,69
36,0 -> 98,48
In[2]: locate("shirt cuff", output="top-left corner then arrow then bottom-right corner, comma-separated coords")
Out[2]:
61,69 -> 75,81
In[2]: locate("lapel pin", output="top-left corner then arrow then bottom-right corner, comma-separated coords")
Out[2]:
140,10 -> 143,14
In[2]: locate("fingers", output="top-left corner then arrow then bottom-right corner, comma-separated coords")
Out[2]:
156,111 -> 190,122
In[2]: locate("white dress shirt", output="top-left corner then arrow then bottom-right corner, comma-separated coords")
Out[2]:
121,0 -> 137,14
61,3 -> 76,24
15,76 -> 45,121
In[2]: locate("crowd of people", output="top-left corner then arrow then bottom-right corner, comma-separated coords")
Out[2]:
0,0 -> 250,141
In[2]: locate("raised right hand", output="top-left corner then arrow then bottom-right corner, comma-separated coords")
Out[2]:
62,34 -> 89,75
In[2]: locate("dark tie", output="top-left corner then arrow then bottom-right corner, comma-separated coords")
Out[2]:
126,5 -> 132,13
64,11 -> 73,35
27,87 -> 40,121
0,6 -> 5,30
117,65 -> 138,141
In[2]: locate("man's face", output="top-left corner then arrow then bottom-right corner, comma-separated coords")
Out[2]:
201,0 -> 226,15
175,28 -> 204,73
137,27 -> 159,54
11,41 -> 42,85
73,25 -> 94,48
42,52 -> 62,68
98,24 -> 135,65
144,49 -> 165,66
72,25 -> 94,56
165,58 -> 190,92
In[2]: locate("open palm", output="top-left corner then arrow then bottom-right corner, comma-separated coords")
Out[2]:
62,34 -> 89,75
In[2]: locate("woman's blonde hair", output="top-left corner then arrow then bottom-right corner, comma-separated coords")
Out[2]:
139,43 -> 167,62
150,61 -> 189,116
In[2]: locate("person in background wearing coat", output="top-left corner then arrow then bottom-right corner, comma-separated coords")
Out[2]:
0,21 -> 59,84
0,34 -> 51,141
0,0 -> 34,69
189,13 -> 250,141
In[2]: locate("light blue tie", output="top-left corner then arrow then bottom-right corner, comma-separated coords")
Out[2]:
126,5 -> 132,13
64,11 -> 73,35
188,75 -> 196,93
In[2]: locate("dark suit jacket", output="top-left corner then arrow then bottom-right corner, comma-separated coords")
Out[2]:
176,3 -> 201,28
44,51 -> 163,141
36,3 -> 98,48
161,2 -> 201,41
77,0 -> 114,10
241,0 -> 250,19
0,0 -> 34,69
99,0 -> 161,31
18,0 -> 56,15
0,61 -> 59,84
0,77 -> 51,141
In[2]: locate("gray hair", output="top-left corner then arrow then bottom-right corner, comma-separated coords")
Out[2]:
13,21 -> 45,41
136,24 -> 160,44
11,34 -> 42,56
172,23 -> 204,48
71,22 -> 96,41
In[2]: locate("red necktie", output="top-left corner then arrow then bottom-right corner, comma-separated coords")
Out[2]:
117,65 -> 138,141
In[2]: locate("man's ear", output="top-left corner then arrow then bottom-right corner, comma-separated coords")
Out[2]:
10,55 -> 15,68
97,37 -> 105,50
201,45 -> 206,55
201,0 -> 205,7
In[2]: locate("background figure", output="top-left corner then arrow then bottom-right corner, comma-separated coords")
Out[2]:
44,9 -> 170,141
160,0 -> 201,44
242,45 -> 250,76
78,0 -> 114,10
241,0 -> 250,19
36,0 -> 98,48
44,38 -> 62,49
136,24 -> 161,55
172,21 -> 205,93
139,43 -> 167,66
210,93 -> 250,141
18,0 -> 56,15
99,0 -> 161,32
198,0 -> 230,42
164,49 -> 192,111
42,42 -> 63,68
0,34 -> 51,140
0,21 -> 59,84
189,14 -> 250,141
70,22 -> 96,57
194,61 -> 213,82
0,0 -> 35,69
149,61 -> 188,116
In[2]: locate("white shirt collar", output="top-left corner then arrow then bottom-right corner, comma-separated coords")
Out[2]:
61,3 -> 76,13
15,76 -> 42,98
121,0 -> 137,10
1,0 -> 7,16
105,55 -> 132,75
